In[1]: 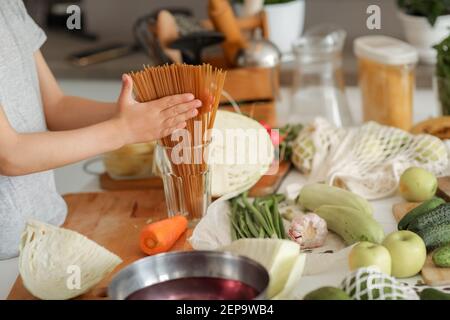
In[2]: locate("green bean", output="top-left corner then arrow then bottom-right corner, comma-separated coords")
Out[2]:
255,194 -> 285,206
272,196 -> 281,238
231,222 -> 238,241
244,209 -> 260,237
258,226 -> 265,238
259,201 -> 277,238
242,192 -> 273,236
255,201 -> 273,235
239,210 -> 252,238
231,218 -> 245,239
229,192 -> 287,240
231,198 -> 238,214
263,202 -> 277,238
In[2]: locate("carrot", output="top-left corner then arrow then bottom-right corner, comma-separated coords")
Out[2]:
139,215 -> 188,255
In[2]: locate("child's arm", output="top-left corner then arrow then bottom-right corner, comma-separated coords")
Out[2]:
35,50 -> 118,130
0,75 -> 200,176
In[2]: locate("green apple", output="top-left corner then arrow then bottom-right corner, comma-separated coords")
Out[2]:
382,230 -> 427,278
399,167 -> 437,202
348,241 -> 391,275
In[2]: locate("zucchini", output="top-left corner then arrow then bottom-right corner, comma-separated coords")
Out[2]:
417,224 -> 450,251
315,205 -> 384,245
432,244 -> 450,267
298,183 -> 373,216
408,203 -> 450,233
419,288 -> 450,300
398,197 -> 445,230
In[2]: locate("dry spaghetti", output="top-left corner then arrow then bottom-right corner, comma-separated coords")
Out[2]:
129,64 -> 227,220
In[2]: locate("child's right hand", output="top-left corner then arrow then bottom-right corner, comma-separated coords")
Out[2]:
115,74 -> 201,144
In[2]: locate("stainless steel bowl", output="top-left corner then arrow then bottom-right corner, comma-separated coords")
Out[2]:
108,251 -> 269,300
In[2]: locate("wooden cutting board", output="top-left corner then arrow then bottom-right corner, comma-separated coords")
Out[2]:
392,202 -> 450,286
7,190 -> 192,300
100,160 -> 291,198
436,176 -> 450,202
248,160 -> 291,197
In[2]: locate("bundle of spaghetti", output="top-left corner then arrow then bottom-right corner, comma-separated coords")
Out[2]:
130,64 -> 227,220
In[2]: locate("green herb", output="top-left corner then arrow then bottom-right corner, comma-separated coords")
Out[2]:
434,35 -> 450,115
279,123 -> 303,161
397,0 -> 450,26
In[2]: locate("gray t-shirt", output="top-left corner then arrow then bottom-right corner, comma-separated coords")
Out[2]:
0,0 -> 67,259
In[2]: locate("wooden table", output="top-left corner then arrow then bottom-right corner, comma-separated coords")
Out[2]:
8,190 -> 192,300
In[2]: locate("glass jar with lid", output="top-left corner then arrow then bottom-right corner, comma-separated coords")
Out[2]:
354,36 -> 419,130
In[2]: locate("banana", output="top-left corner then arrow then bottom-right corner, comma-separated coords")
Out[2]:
315,205 -> 384,245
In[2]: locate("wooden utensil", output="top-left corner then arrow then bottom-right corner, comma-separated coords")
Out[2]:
7,191 -> 192,300
242,0 -> 264,17
392,201 -> 450,286
208,0 -> 247,65
411,116 -> 450,140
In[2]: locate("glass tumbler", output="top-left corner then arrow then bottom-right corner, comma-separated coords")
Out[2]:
155,141 -> 212,226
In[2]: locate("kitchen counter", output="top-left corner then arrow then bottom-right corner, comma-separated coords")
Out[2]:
43,30 -> 435,88
0,82 -> 441,300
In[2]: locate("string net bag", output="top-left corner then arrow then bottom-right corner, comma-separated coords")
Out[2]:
292,118 -> 448,200
340,267 -> 419,300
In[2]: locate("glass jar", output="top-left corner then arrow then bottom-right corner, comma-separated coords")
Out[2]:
290,26 -> 352,127
354,36 -> 418,130
103,142 -> 156,179
155,141 -> 212,226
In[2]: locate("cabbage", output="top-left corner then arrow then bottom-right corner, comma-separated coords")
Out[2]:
220,238 -> 301,298
272,254 -> 306,300
211,111 -> 274,197
19,220 -> 122,300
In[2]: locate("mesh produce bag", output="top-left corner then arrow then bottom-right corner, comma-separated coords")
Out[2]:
292,118 -> 448,199
340,267 -> 419,300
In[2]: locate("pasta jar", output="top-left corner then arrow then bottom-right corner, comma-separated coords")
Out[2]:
354,36 -> 418,130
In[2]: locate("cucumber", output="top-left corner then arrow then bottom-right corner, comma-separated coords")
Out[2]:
419,288 -> 450,300
398,197 -> 445,230
432,245 -> 450,267
315,205 -> 384,245
417,224 -> 450,251
407,203 -> 450,233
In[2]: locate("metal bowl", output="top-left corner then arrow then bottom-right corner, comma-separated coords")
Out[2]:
108,251 -> 269,300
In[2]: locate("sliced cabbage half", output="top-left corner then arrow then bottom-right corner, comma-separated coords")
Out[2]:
220,238 -> 302,298
19,220 -> 122,300
210,111 -> 274,197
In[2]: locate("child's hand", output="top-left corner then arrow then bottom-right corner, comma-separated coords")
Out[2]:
115,74 -> 201,144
